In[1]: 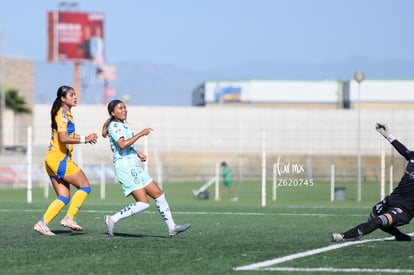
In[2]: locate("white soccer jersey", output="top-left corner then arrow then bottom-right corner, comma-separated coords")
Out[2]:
108,121 -> 139,167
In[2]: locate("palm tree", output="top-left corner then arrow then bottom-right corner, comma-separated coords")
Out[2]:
4,88 -> 32,145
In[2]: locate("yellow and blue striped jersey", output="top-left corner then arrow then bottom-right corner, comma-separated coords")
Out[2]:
48,107 -> 76,158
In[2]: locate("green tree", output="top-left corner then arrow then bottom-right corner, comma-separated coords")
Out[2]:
4,88 -> 32,145
5,88 -> 31,114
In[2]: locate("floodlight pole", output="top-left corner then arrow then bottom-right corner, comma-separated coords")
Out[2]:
74,62 -> 81,103
354,71 -> 365,202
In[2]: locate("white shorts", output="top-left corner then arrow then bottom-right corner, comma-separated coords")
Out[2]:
114,165 -> 152,197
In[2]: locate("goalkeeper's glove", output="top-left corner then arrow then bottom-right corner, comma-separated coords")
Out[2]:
375,123 -> 395,142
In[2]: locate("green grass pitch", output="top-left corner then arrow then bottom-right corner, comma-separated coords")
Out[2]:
1,180 -> 414,274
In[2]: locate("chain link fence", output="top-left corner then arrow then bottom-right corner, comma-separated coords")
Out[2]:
0,106 -> 412,189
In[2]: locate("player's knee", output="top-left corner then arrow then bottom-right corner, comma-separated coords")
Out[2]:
57,195 -> 70,205
377,215 -> 390,226
137,201 -> 150,211
383,213 -> 393,225
79,186 -> 91,194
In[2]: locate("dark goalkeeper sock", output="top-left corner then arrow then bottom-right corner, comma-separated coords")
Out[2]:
343,217 -> 383,239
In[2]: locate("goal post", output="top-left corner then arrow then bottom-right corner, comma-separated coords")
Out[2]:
261,131 -> 266,207
380,144 -> 385,199
272,163 -> 277,201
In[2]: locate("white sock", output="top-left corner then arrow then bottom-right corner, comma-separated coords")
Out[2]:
155,193 -> 176,231
111,202 -> 150,223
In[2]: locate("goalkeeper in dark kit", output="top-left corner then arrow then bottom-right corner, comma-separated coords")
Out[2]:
332,123 -> 414,242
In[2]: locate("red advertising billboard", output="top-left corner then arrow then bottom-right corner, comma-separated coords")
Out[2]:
47,11 -> 104,64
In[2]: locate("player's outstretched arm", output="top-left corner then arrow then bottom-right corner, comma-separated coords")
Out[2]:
376,123 -> 413,160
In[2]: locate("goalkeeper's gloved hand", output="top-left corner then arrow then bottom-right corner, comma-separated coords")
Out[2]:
375,123 -> 395,142
375,123 -> 390,137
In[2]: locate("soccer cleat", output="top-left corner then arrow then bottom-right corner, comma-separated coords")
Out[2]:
396,233 -> 411,241
230,197 -> 239,202
169,223 -> 191,237
60,216 -> 84,232
34,221 -> 55,236
331,233 -> 344,242
104,215 -> 115,237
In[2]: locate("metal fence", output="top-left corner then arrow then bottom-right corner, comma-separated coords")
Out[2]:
0,106 -> 412,189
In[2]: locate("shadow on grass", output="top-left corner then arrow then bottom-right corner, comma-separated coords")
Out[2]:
52,230 -> 86,236
99,232 -> 169,238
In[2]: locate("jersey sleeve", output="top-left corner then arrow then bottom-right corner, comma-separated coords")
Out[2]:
56,109 -> 68,133
391,139 -> 414,161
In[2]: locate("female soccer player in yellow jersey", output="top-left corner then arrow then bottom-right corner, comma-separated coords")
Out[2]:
102,99 -> 190,237
34,85 -> 98,236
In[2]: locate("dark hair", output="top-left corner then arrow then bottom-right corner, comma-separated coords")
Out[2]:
50,85 -> 73,130
102,99 -> 124,138
107,99 -> 123,116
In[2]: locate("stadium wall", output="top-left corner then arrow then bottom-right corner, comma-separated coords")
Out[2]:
31,105 -> 414,155
0,104 -> 411,186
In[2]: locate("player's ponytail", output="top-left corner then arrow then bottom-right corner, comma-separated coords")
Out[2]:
102,118 -> 112,138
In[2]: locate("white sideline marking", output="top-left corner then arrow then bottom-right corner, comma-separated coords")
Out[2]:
260,267 -> 414,273
233,233 -> 414,272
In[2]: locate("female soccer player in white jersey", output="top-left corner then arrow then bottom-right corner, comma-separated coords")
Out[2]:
101,99 -> 190,237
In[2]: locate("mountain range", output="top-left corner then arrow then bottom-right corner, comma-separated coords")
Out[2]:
35,57 -> 414,106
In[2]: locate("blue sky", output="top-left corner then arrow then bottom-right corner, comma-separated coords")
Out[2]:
0,0 -> 413,71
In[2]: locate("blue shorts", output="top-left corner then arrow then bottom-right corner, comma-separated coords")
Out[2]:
115,165 -> 152,197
